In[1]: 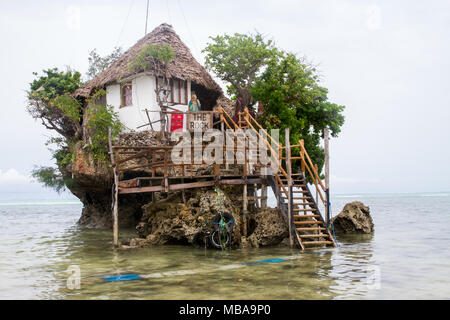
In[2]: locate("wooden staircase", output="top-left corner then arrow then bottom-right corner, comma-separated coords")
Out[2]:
225,107 -> 337,251
277,173 -> 336,250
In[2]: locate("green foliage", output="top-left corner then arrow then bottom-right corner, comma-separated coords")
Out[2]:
203,32 -> 345,176
27,68 -> 83,140
31,166 -> 68,193
128,44 -> 175,72
87,47 -> 123,79
252,51 -> 345,170
54,94 -> 82,122
85,92 -> 123,162
28,67 -> 123,194
29,68 -> 82,100
203,32 -> 278,105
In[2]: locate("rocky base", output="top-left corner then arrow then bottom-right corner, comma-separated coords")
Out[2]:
123,187 -> 289,249
332,201 -> 374,234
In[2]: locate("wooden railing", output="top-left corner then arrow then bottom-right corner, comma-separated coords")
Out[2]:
298,139 -> 327,208
231,107 -> 329,220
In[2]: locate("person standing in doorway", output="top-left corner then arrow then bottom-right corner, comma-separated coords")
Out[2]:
188,94 -> 201,111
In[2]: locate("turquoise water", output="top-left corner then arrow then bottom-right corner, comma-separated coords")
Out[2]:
0,193 -> 449,299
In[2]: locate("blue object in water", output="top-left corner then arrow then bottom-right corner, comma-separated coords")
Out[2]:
256,258 -> 286,264
103,274 -> 141,282
244,258 -> 287,266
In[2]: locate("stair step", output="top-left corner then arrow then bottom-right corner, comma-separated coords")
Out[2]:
302,241 -> 333,246
282,196 -> 312,200
294,221 -> 323,225
281,190 -> 309,194
293,208 -> 317,212
296,227 -> 326,231
293,202 -> 315,206
299,234 -> 330,238
293,214 -> 321,219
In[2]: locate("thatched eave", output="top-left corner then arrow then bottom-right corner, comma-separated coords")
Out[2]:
74,23 -> 223,101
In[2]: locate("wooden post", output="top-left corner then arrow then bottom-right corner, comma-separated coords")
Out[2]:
221,118 -> 229,171
285,128 -> 294,249
324,127 -> 330,224
181,178 -> 186,204
164,149 -> 169,193
108,128 -> 119,248
261,184 -> 267,209
242,135 -> 248,237
314,163 -> 319,205
243,184 -> 248,237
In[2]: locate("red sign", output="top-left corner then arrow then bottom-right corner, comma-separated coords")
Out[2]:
170,113 -> 184,132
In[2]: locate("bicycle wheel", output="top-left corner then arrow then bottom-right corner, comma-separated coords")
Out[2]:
209,229 -> 232,249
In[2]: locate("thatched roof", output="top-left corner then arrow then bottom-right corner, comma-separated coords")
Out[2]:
74,23 -> 223,100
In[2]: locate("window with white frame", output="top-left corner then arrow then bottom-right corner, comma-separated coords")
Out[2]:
156,77 -> 188,105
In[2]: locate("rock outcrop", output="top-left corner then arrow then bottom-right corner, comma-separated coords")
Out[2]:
126,186 -> 289,248
247,208 -> 289,247
132,186 -> 244,247
332,201 -> 374,234
67,143 -> 151,228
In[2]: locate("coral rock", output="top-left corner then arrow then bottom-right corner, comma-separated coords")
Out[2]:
332,201 -> 374,234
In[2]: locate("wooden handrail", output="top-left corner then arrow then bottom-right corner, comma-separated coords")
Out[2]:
299,139 -> 326,192
241,115 -> 288,179
234,108 -> 327,208
242,109 -> 281,149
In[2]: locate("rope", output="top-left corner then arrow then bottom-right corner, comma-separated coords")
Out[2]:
213,186 -> 234,250
177,0 -> 199,57
116,0 -> 135,48
144,0 -> 150,35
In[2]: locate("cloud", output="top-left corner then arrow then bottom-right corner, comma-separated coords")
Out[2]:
0,168 -> 29,184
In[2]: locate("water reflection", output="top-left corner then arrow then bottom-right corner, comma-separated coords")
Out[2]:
48,226 -> 377,299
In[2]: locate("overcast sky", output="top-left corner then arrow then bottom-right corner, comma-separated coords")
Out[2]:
0,0 -> 449,199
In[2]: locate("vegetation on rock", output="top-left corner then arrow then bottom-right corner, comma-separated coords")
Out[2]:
203,32 -> 345,173
203,32 -> 277,107
28,52 -> 123,192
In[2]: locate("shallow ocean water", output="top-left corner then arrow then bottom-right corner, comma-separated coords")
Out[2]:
0,193 -> 449,299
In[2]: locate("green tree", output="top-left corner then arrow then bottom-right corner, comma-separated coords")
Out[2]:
31,166 -> 69,193
27,68 -> 122,192
87,47 -> 123,79
203,32 -> 278,106
27,68 -> 83,141
253,52 -> 345,170
203,33 -> 345,172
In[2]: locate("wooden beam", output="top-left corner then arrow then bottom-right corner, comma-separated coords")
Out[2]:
119,178 -> 265,194
285,128 -> 294,249
108,128 -> 119,248
324,127 -> 330,224
261,184 -> 267,209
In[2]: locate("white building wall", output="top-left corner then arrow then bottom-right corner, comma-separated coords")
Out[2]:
106,74 -> 192,132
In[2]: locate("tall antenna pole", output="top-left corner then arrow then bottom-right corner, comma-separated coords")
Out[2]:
145,0 -> 150,35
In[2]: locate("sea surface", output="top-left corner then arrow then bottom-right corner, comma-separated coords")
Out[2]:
0,193 -> 449,300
